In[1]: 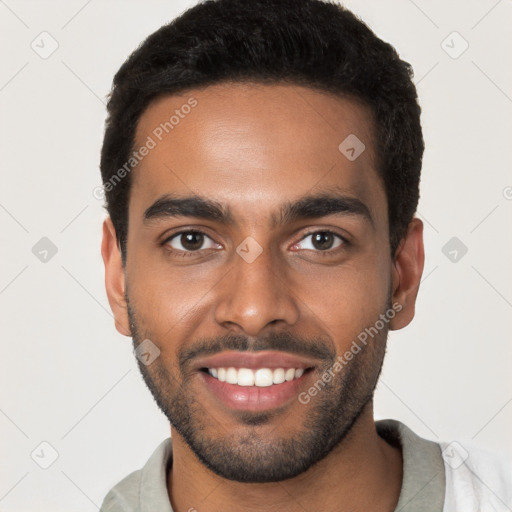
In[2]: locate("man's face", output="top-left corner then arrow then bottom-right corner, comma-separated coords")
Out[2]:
122,83 -> 394,482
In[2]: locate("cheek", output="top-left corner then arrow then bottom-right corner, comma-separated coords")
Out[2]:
299,257 -> 390,343
127,255 -> 220,333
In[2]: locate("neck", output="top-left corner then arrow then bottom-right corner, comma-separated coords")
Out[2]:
167,402 -> 402,512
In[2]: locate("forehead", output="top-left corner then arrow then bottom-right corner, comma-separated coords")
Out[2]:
130,82 -> 385,224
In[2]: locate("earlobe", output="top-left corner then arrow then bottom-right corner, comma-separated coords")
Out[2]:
101,218 -> 131,337
389,218 -> 425,331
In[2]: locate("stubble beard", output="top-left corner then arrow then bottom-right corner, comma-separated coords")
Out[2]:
126,296 -> 389,483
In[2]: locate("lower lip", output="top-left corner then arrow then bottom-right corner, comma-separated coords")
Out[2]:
200,371 -> 311,412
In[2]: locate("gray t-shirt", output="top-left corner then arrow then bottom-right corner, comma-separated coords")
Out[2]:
100,419 -> 445,511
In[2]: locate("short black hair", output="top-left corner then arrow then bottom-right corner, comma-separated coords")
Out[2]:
100,0 -> 423,263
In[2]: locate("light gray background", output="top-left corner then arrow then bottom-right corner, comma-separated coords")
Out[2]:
1,0 -> 511,510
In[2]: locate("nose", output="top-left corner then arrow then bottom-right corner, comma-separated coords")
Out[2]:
214,243 -> 300,337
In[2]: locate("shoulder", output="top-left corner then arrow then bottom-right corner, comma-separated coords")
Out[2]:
100,438 -> 173,512
439,440 -> 512,512
100,469 -> 142,512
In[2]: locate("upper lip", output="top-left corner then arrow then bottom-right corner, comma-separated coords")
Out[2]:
193,350 -> 318,371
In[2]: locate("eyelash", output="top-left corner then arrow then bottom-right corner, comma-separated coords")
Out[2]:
161,229 -> 349,258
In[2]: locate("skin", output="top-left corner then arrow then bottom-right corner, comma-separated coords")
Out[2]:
102,82 -> 424,512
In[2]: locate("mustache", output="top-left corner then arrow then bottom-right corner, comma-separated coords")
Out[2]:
179,331 -> 336,369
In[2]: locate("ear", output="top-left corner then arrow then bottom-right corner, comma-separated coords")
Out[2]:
101,217 -> 131,336
389,217 -> 425,330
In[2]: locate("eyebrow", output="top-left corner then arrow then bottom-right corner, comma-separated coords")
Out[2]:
143,190 -> 374,228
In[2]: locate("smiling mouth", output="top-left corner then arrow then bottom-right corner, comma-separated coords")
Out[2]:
200,366 -> 313,387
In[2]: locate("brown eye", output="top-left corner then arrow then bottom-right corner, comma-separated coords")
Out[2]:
295,231 -> 345,251
311,232 -> 335,250
165,231 -> 218,252
180,232 -> 204,251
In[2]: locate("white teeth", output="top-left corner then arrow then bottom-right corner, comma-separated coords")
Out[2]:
226,367 -> 238,384
285,368 -> 295,382
272,368 -> 285,384
237,368 -> 255,386
207,367 -> 306,386
254,368 -> 273,387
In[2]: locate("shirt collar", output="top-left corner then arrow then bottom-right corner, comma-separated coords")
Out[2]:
136,420 -> 445,512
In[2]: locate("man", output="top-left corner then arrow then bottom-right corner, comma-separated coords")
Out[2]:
99,0 -> 512,510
